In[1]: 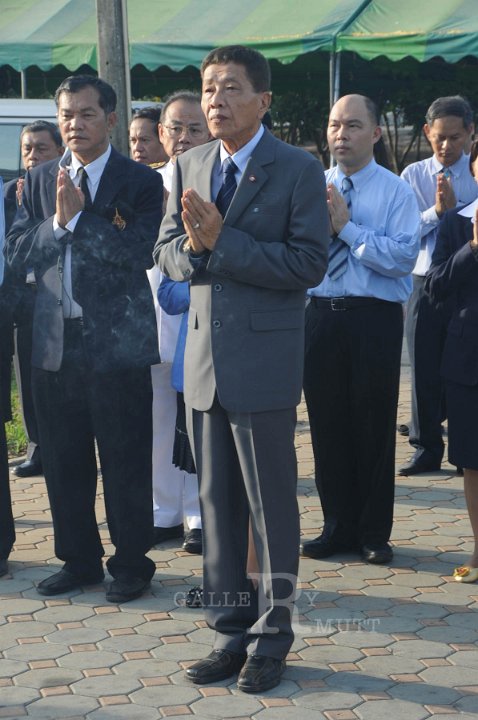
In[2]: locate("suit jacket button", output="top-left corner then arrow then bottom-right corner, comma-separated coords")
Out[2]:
212,319 -> 222,328
214,283 -> 223,292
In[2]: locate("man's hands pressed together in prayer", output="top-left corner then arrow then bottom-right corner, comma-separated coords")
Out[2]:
56,167 -> 86,229
327,183 -> 350,236
435,172 -> 456,218
181,188 -> 223,254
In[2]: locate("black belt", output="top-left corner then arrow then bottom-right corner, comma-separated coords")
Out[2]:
310,296 -> 393,311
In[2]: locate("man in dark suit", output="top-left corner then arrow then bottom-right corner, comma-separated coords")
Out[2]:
4,120 -> 64,479
0,341 -> 14,579
426,198 -> 478,581
7,76 -> 163,602
0,196 -> 14,578
155,45 -> 328,692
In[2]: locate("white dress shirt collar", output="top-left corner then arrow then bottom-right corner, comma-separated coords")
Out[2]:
219,124 -> 265,176
430,151 -> 469,179
68,144 -> 112,187
336,157 -> 377,193
60,145 -> 112,194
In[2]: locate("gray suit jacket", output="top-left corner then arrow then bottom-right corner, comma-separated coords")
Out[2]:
155,130 -> 328,413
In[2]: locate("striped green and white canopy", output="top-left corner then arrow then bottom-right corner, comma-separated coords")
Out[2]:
0,0 -> 366,71
337,0 -> 478,63
1,0 -> 477,72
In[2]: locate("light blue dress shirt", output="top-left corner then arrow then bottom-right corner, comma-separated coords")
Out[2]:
308,159 -> 420,304
211,123 -> 265,199
401,152 -> 478,276
0,176 -> 4,285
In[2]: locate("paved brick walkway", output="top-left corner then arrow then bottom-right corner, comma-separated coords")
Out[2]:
1,359 -> 478,719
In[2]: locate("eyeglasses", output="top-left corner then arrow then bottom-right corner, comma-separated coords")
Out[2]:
162,124 -> 207,138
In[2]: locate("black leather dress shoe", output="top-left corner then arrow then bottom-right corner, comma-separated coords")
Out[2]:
14,459 -> 43,478
182,528 -> 202,554
237,655 -> 286,693
106,577 -> 150,603
152,523 -> 184,546
185,649 -> 246,684
0,559 -> 8,577
300,535 -> 353,559
37,569 -> 104,596
361,543 -> 393,565
398,457 -> 440,476
185,585 -> 203,608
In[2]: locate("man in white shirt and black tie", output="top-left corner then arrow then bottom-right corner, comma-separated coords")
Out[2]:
7,76 -> 163,603
400,96 -> 477,476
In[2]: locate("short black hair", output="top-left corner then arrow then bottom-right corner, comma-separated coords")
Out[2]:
21,120 -> 62,147
55,75 -> 117,115
160,91 -> 202,123
426,95 -> 474,129
131,106 -> 162,125
201,45 -> 271,93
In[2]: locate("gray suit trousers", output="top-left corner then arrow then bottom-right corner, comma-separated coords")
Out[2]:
188,398 -> 299,659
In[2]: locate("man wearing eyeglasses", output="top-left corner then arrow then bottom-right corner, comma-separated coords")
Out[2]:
158,91 -> 211,200
143,91 -> 210,553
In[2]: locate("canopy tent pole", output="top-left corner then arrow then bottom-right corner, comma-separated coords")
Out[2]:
333,52 -> 341,105
20,70 -> 27,99
329,49 -> 341,110
328,50 -> 341,168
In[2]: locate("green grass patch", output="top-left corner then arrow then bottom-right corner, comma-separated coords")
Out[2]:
6,374 -> 27,458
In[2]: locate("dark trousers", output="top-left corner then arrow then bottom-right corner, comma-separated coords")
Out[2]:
0,360 -> 14,560
303,299 -> 403,547
405,275 -> 446,465
14,322 -> 41,463
32,321 -> 155,581
188,398 -> 299,660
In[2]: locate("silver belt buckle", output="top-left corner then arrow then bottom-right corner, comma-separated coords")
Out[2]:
330,297 -> 346,311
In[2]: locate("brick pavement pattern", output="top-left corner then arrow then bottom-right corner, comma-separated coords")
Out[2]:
1,358 -> 478,719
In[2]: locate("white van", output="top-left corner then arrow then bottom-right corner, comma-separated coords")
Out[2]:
0,100 -> 57,182
0,98 -> 160,181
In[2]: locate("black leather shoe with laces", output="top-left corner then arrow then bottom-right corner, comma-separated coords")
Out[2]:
185,649 -> 246,684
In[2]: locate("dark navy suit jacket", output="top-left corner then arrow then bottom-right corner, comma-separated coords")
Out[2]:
426,204 -> 478,387
6,147 -> 163,372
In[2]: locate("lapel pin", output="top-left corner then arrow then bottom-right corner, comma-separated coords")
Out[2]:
249,175 -> 256,182
112,208 -> 126,230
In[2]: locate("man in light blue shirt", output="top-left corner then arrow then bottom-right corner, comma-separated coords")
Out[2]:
302,94 -> 420,566
399,96 -> 477,476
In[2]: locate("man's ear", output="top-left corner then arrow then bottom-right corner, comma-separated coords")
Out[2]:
372,124 -> 382,146
258,91 -> 272,119
107,111 -> 117,132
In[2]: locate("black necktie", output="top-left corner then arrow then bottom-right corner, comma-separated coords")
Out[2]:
327,177 -> 353,281
215,157 -> 238,217
78,167 -> 93,210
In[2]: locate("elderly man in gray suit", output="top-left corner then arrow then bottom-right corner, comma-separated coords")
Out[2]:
155,45 -> 328,693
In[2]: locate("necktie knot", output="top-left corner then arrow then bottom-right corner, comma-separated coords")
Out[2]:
341,176 -> 353,194
222,156 -> 237,178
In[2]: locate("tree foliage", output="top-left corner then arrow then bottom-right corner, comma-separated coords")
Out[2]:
1,51 -> 478,174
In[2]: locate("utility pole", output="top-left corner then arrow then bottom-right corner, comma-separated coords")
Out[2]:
96,0 -> 131,156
